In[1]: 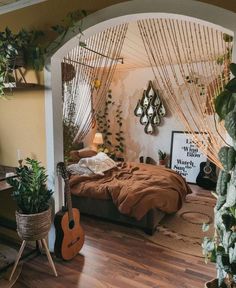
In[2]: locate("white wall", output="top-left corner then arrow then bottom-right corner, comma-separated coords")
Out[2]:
110,67 -> 184,164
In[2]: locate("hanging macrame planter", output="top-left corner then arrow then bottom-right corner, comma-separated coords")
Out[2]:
61,62 -> 76,82
134,81 -> 166,134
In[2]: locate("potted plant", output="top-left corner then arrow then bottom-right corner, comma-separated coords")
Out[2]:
6,158 -> 53,241
158,149 -> 167,166
0,9 -> 86,98
0,27 -> 45,97
202,63 -> 236,288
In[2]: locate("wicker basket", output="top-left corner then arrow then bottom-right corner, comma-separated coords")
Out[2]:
205,279 -> 218,288
16,208 -> 51,241
61,62 -> 76,82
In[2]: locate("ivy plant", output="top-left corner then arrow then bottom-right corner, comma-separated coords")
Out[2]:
203,63 -> 236,288
96,90 -> 125,158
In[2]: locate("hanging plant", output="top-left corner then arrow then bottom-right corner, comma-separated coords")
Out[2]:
0,9 -> 87,98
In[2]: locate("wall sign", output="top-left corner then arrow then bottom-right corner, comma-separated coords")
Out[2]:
170,131 -> 207,183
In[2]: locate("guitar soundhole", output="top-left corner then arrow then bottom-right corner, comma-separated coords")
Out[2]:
69,220 -> 75,229
203,166 -> 212,175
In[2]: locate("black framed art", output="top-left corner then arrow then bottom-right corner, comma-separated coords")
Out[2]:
170,131 -> 207,184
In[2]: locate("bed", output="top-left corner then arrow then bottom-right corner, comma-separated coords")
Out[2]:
68,151 -> 191,235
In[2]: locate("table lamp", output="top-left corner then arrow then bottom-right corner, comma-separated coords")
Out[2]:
92,133 -> 104,151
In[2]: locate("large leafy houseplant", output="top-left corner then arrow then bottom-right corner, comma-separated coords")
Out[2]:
203,63 -> 236,288
7,158 -> 53,214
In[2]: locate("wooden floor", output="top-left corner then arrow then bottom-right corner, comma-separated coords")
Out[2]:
13,215 -> 215,288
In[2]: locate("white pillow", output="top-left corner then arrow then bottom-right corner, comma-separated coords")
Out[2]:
78,152 -> 117,174
67,163 -> 94,176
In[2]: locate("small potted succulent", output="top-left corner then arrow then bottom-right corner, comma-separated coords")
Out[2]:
158,149 -> 167,166
6,158 -> 53,241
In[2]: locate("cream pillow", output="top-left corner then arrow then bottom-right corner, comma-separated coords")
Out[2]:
78,152 -> 117,174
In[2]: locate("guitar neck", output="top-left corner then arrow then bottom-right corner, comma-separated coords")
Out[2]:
65,178 -> 73,222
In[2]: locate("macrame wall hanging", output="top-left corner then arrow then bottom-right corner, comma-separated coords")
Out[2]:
134,81 -> 166,134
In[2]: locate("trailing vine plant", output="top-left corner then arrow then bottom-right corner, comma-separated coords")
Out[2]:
114,103 -> 125,154
0,9 -> 86,98
96,90 -> 125,158
202,63 -> 236,288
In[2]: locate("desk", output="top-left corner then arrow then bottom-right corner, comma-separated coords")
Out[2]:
0,179 -> 15,230
0,180 -> 13,193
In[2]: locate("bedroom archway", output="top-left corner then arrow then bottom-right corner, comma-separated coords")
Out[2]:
45,0 -> 236,218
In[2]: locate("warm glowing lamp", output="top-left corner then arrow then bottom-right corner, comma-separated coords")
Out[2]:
92,133 -> 104,151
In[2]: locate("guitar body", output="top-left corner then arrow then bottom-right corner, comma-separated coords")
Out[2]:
196,161 -> 217,190
54,208 -> 84,261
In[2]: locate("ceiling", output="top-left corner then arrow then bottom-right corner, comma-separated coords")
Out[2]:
67,17 -> 231,73
110,19 -> 230,71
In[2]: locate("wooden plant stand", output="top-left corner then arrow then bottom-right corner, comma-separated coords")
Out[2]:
9,238 -> 58,281
9,209 -> 58,281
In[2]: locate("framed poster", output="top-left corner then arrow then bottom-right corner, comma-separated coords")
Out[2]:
170,131 -> 207,184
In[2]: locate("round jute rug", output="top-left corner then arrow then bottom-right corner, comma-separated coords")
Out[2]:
0,244 -> 22,288
141,194 -> 216,257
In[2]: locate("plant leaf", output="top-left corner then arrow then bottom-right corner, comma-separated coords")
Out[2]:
214,90 -> 233,120
230,63 -> 236,77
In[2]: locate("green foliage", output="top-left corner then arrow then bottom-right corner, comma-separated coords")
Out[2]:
225,111 -> 236,141
6,158 -> 53,214
50,9 -> 86,52
96,90 -> 125,157
215,64 -> 236,122
63,119 -> 80,161
214,91 -> 235,121
218,146 -> 236,172
158,149 -> 167,160
63,99 -> 80,161
216,170 -> 231,196
0,27 -> 45,97
0,9 -> 86,98
203,61 -> 236,287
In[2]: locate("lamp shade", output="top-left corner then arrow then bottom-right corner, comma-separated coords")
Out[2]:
93,133 -> 103,145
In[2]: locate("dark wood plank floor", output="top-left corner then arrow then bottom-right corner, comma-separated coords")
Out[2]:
13,216 -> 215,288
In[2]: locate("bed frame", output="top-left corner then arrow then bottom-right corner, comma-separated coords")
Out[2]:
72,195 -> 165,235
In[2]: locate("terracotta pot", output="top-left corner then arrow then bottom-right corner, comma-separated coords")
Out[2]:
159,160 -> 166,166
205,279 -> 218,288
16,208 -> 51,241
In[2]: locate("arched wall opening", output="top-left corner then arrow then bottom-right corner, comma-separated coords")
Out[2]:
45,0 -> 236,217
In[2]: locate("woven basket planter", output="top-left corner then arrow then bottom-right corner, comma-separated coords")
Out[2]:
16,208 -> 51,241
61,62 -> 76,82
205,279 -> 218,288
8,51 -> 25,69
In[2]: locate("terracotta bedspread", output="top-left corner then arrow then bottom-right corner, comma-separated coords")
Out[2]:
69,162 -> 192,220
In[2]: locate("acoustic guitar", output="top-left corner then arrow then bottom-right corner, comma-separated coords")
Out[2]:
196,159 -> 217,190
54,162 -> 84,260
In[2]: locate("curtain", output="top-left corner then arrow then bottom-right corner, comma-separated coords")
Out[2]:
137,18 -> 233,167
62,23 -> 128,143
